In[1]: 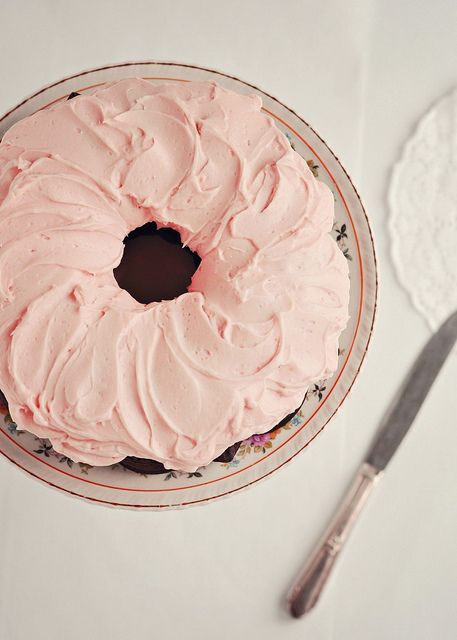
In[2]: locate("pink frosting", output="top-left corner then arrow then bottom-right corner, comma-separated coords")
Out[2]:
0,78 -> 349,471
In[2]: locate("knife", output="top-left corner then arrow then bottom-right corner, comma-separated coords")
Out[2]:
288,309 -> 457,618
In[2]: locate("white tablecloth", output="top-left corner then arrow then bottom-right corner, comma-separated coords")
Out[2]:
1,2 -> 456,638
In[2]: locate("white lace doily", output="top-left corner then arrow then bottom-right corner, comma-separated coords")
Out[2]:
389,87 -> 457,330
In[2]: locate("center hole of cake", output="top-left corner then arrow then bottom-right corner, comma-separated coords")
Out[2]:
113,222 -> 201,304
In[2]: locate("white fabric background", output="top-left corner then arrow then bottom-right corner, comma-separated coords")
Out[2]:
0,1 -> 456,639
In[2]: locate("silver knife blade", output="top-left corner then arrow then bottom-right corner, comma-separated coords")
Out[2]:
366,310 -> 457,471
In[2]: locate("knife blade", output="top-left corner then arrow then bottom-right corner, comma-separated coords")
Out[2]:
288,309 -> 457,618
367,309 -> 457,470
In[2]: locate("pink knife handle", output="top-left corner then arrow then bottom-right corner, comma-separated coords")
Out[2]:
288,462 -> 381,618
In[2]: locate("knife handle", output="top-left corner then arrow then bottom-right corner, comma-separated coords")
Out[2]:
288,462 -> 381,618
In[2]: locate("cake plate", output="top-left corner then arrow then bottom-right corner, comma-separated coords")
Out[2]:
0,62 -> 378,509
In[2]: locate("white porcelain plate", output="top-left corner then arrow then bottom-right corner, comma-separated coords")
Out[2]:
0,62 -> 377,509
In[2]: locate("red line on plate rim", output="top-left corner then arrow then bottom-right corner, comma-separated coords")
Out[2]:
0,76 -> 364,492
0,382 -> 364,508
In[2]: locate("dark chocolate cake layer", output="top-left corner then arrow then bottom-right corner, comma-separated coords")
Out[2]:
120,402 -> 303,474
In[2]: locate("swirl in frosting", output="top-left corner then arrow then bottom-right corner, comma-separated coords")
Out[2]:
0,78 -> 349,471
